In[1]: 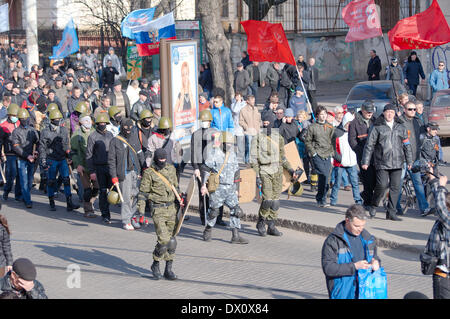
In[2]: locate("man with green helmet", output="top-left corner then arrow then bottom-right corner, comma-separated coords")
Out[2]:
71,113 -> 99,218
39,109 -> 80,211
86,112 -> 114,224
130,109 -> 154,163
201,131 -> 248,244
106,105 -> 122,137
146,117 -> 182,173
0,103 -> 22,201
190,109 -> 219,225
11,108 -> 40,208
70,100 -> 89,134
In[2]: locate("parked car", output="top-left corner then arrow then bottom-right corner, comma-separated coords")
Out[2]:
343,80 -> 407,117
428,89 -> 450,138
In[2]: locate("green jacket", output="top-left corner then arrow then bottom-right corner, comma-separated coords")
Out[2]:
250,130 -> 292,176
139,164 -> 179,204
304,121 -> 335,159
70,126 -> 94,169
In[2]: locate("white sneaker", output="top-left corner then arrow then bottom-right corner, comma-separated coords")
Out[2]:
123,223 -> 134,231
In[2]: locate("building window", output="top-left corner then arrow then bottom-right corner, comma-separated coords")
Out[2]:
275,4 -> 283,17
222,0 -> 229,18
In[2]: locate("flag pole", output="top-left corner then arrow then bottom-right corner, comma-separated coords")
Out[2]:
381,34 -> 400,107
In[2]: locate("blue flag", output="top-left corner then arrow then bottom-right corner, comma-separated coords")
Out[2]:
121,8 -> 156,40
50,18 -> 79,60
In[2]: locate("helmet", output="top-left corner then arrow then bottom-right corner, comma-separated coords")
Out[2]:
95,113 -> 110,124
220,131 -> 235,144
199,109 -> 213,122
49,110 -> 63,120
17,108 -> 30,119
74,101 -> 88,114
47,103 -> 59,113
107,190 -> 120,205
7,104 -> 20,116
288,181 -> 304,197
139,109 -> 153,120
108,105 -> 121,118
158,117 -> 172,129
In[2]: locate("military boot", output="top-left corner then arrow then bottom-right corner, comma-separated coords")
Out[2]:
49,197 -> 56,211
83,202 -> 96,218
256,216 -> 267,237
203,225 -> 212,241
231,228 -> 249,244
164,260 -> 177,280
151,260 -> 163,280
66,195 -> 80,212
267,220 -> 283,236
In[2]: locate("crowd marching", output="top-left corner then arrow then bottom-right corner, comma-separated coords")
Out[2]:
0,42 -> 448,299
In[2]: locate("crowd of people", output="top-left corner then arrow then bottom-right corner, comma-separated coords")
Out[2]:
0,42 -> 448,298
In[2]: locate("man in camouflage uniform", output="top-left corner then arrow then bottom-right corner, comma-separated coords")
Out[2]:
201,131 -> 248,244
250,113 -> 297,237
137,148 -> 181,280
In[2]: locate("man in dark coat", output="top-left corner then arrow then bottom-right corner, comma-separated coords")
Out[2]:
367,50 -> 381,81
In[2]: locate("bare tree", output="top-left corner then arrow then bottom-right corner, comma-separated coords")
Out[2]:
244,0 -> 288,20
197,0 -> 234,104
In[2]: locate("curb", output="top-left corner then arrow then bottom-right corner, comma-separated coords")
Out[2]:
188,205 -> 424,254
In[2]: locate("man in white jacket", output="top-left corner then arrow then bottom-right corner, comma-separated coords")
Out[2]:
329,112 -> 362,206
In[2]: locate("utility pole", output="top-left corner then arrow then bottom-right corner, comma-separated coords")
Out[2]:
25,0 -> 39,71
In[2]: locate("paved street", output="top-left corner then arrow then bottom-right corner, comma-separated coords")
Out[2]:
1,80 -> 445,300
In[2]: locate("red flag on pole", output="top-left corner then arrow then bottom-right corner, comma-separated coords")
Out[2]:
342,0 -> 382,42
240,20 -> 296,66
388,0 -> 450,51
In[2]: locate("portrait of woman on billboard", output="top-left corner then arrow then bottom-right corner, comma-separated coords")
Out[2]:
174,61 -> 194,113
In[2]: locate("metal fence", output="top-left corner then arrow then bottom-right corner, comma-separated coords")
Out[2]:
232,0 -> 414,34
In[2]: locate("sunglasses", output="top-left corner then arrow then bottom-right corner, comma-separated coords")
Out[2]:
407,108 -> 416,111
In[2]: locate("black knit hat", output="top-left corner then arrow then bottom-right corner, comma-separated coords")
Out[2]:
154,148 -> 167,162
12,258 -> 37,281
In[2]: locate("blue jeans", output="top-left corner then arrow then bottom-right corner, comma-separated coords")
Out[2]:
397,161 -> 429,212
244,135 -> 253,164
47,159 -> 71,198
330,166 -> 350,187
330,166 -> 362,205
17,159 -> 34,205
3,155 -> 22,199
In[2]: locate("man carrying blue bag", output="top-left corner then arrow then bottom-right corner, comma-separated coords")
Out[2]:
321,204 -> 386,299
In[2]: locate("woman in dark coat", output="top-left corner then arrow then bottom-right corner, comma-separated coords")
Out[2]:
403,51 -> 425,96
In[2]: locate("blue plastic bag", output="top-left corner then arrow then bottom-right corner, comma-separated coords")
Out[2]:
358,267 -> 388,299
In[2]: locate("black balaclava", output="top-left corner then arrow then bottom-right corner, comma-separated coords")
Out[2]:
120,119 -> 133,138
154,148 -> 167,170
261,113 -> 274,135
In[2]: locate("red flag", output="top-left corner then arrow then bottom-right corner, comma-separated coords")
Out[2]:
388,0 -> 450,51
241,20 -> 296,66
342,0 -> 382,42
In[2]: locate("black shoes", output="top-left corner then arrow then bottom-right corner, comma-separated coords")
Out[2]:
267,220 -> 283,236
151,260 -> 163,280
164,260 -> 177,280
49,197 -> 56,211
256,217 -> 267,237
368,206 -> 377,218
231,228 -> 249,244
386,212 -> 402,221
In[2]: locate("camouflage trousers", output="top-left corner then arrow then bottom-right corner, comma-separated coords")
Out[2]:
259,168 -> 283,221
152,204 -> 177,262
207,183 -> 241,229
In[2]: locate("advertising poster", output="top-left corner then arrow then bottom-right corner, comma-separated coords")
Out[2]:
169,41 -> 198,142
127,43 -> 142,80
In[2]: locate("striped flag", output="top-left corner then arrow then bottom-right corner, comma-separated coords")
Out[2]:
131,12 -> 176,56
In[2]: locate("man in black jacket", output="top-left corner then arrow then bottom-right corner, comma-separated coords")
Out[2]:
367,50 -> 381,81
101,59 -> 119,94
191,110 -> 217,225
11,109 -> 39,209
86,113 -> 115,224
109,118 -> 144,230
348,100 -> 376,210
39,110 -> 79,212
361,103 -> 413,221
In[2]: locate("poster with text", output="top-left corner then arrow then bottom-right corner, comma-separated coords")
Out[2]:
170,41 -> 198,142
